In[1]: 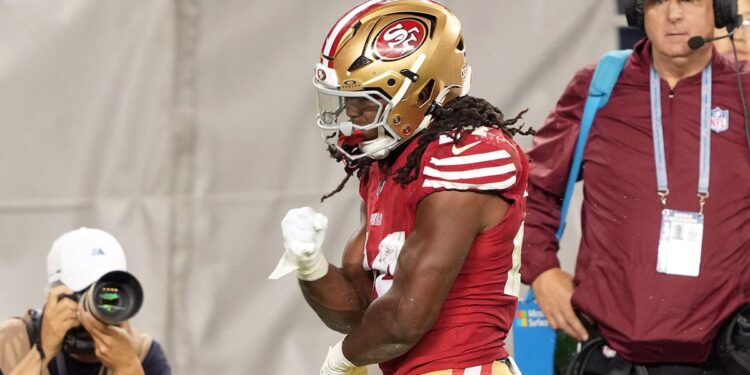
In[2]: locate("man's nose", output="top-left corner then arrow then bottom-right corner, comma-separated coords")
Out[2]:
666,1 -> 684,23
345,105 -> 361,118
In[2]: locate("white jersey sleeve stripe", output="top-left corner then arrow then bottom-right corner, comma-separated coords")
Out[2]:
438,134 -> 454,145
422,175 -> 517,191
423,164 -> 516,180
429,150 -> 511,166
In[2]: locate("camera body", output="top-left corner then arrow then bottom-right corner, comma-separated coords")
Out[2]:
61,270 -> 143,353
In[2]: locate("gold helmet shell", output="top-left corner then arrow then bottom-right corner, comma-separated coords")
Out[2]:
314,0 -> 471,160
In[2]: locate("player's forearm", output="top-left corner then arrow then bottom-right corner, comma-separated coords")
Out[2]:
300,264 -> 369,333
340,292 -> 434,365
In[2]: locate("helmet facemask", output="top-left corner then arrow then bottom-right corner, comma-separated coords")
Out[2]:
315,82 -> 399,160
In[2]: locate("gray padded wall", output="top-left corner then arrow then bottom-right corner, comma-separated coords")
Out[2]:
0,1 -> 620,373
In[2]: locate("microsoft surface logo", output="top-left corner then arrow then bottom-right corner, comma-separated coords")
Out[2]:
516,310 -> 528,327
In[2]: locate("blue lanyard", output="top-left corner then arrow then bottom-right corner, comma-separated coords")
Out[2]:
649,64 -> 711,214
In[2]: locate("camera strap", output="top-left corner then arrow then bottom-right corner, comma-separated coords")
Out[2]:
21,308 -> 50,367
22,309 -> 42,352
21,309 -> 55,374
19,309 -> 104,375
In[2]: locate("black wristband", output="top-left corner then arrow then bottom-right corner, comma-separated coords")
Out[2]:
35,310 -> 45,362
34,343 -> 46,361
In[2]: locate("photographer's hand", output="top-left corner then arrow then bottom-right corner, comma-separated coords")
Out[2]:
8,286 -> 79,375
78,304 -> 144,375
41,285 -> 81,359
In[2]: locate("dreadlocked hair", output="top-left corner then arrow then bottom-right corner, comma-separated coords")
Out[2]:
319,95 -> 534,202
320,143 -> 374,202
393,95 -> 534,186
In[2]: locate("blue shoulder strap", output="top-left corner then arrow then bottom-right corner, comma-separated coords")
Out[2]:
555,49 -> 632,241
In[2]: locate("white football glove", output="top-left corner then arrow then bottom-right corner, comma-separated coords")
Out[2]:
320,341 -> 368,375
268,207 -> 330,281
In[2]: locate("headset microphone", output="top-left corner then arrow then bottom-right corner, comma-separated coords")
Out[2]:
688,34 -> 730,50
688,17 -> 741,50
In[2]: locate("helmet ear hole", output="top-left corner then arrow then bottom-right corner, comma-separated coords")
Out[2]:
456,36 -> 464,51
417,79 -> 436,107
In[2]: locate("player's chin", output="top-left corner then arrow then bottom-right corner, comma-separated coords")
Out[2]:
361,129 -> 379,141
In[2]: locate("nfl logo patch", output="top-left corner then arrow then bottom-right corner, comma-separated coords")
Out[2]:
710,107 -> 729,133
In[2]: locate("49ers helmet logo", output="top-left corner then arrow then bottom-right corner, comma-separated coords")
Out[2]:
373,19 -> 427,61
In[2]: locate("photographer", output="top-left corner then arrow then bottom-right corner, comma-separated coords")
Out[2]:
0,227 -> 171,375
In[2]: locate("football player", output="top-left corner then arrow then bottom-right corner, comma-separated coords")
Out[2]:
270,1 -> 533,374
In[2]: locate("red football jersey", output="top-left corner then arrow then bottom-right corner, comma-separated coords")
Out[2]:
358,127 -> 528,375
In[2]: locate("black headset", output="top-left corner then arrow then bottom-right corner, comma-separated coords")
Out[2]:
626,0 -> 738,30
625,0 -> 750,154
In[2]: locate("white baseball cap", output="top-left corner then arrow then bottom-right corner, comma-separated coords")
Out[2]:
47,227 -> 127,291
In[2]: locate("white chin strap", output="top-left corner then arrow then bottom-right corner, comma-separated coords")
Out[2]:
360,138 -> 394,159
460,65 -> 472,96
360,126 -> 395,160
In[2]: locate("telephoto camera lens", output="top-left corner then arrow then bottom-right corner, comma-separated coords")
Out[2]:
62,270 -> 144,352
81,270 -> 143,325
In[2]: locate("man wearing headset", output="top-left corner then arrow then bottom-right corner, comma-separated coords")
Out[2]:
0,228 -> 171,375
522,0 -> 750,373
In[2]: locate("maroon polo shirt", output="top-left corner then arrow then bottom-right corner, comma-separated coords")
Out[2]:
522,38 -> 750,363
